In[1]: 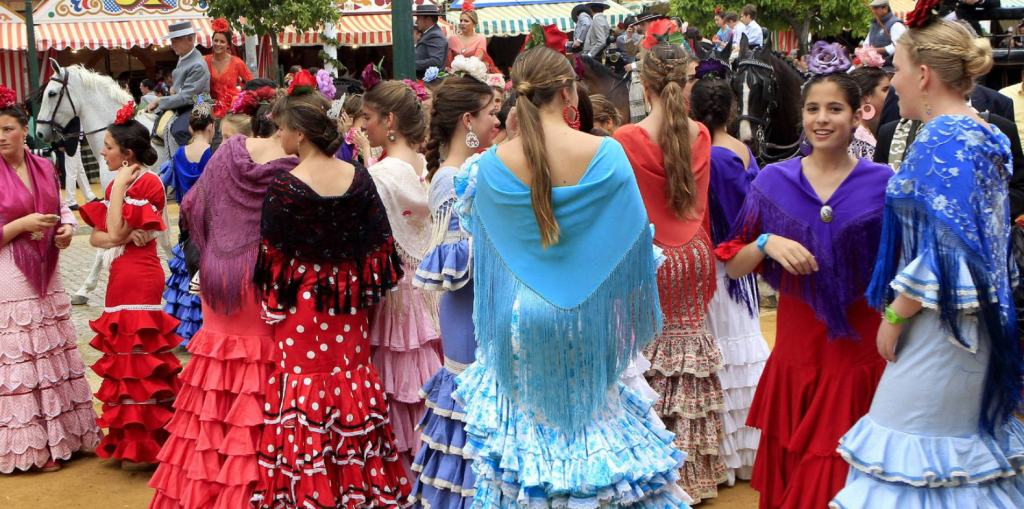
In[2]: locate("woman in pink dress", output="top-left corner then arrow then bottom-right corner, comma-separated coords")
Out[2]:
207,19 -> 253,111
149,86 -> 297,509
79,105 -> 183,471
446,1 -> 497,72
0,91 -> 102,474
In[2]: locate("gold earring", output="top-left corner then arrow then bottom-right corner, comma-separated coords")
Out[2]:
923,91 -> 931,116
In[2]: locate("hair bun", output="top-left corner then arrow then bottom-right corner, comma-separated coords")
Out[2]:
140,146 -> 159,167
965,36 -> 994,78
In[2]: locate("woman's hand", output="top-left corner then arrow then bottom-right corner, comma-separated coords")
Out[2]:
128,229 -> 153,247
876,320 -> 903,362
352,129 -> 371,156
19,213 -> 60,234
763,235 -> 819,275
114,163 -> 143,186
54,224 -> 74,249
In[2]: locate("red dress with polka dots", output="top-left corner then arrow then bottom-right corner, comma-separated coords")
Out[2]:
251,169 -> 411,509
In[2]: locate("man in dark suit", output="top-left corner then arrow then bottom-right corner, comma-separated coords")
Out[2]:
414,3 -> 448,79
879,84 -> 1015,127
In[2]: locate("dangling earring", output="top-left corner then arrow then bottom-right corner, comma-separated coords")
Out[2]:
799,133 -> 812,157
387,129 -> 396,142
297,138 -> 302,154
121,160 -> 129,168
860,103 -> 876,121
465,125 -> 480,149
923,91 -> 931,116
563,103 -> 581,131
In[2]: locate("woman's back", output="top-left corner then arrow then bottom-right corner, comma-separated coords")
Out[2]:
495,130 -> 603,188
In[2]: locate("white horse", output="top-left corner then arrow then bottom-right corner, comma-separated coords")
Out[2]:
36,60 -> 177,305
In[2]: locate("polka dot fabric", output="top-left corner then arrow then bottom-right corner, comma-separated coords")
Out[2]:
252,261 -> 412,509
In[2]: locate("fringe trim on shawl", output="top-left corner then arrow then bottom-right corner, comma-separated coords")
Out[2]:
471,219 -> 663,432
867,196 -> 1023,433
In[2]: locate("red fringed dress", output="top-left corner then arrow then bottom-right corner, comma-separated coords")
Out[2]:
250,168 -> 412,508
79,171 -> 183,464
714,157 -> 891,509
615,124 -> 728,502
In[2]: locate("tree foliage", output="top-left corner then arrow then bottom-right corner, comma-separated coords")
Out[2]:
208,0 -> 339,37
670,0 -> 873,53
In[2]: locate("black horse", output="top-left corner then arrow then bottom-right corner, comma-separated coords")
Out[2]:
731,33 -> 806,164
578,55 -> 632,125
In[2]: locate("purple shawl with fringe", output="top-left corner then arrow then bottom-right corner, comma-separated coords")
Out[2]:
181,135 -> 298,315
729,156 -> 892,338
0,150 -> 62,295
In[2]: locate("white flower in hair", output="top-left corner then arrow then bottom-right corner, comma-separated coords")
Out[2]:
450,55 -> 488,83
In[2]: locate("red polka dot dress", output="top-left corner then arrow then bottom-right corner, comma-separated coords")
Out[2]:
250,169 -> 411,508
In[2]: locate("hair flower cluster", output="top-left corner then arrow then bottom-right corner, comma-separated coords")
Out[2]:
316,69 -> 336,100
288,70 -> 317,96
212,18 -> 230,34
807,41 -> 852,75
0,86 -> 17,109
450,55 -> 488,83
853,46 -> 885,68
402,79 -> 429,102
115,101 -> 136,125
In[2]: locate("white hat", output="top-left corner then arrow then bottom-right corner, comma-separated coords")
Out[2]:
164,21 -> 197,39
869,0 -> 889,7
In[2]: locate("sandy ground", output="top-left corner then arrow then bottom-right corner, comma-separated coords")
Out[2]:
0,184 -> 773,509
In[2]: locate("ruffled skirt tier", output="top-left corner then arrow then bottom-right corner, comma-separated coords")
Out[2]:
705,261 -> 768,485
90,308 -> 183,464
410,365 -> 475,509
455,360 -> 692,509
162,244 -> 202,346
0,283 -> 102,473
149,303 -> 277,509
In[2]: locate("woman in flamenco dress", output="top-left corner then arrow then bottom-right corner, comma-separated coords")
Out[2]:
409,71 -> 499,509
363,79 -> 442,469
161,99 -> 215,346
250,72 -> 412,508
453,46 -> 691,509
206,19 -> 253,110
613,32 -> 728,502
446,0 -> 498,73
832,17 -> 1024,508
0,92 -> 102,474
79,104 -> 183,471
688,66 -> 769,486
149,86 -> 297,509
715,67 -> 891,508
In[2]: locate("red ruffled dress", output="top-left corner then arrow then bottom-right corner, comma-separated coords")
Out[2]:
79,171 -> 183,464
250,169 -> 412,508
206,54 -> 254,112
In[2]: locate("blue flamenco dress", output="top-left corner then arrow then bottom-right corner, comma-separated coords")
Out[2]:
162,147 -> 211,346
409,165 -> 476,509
832,116 -> 1024,507
451,141 -> 692,509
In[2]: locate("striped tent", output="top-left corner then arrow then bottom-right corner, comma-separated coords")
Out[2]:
0,4 -> 27,100
447,0 -> 633,38
278,14 -> 453,47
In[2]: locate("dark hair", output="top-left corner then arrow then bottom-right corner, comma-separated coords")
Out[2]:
714,11 -> 725,20
590,127 -> 611,137
801,73 -> 863,111
0,105 -> 30,127
212,31 -> 231,44
154,84 -> 169,96
590,94 -> 621,128
108,120 -> 158,166
141,79 -> 156,91
642,43 -> 696,218
849,67 -> 887,99
251,89 -> 285,138
497,88 -> 517,130
423,78 -> 446,93
577,88 -> 594,134
343,94 -> 364,120
685,27 -> 703,41
271,92 -> 345,156
689,77 -> 735,138
189,105 -> 215,133
288,65 -> 302,75
364,80 -> 429,145
424,76 -> 494,181
741,4 -> 756,19
243,78 -> 277,92
724,11 -> 739,22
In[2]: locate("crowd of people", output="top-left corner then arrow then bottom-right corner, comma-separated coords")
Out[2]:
2,2 -> 1024,509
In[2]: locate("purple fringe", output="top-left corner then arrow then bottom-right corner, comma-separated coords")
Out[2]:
730,185 -> 883,338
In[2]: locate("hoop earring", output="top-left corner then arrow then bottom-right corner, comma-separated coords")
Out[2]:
121,160 -> 129,168
563,104 -> 581,131
465,125 -> 480,149
387,129 -> 396,142
860,103 -> 876,121
922,91 -> 931,116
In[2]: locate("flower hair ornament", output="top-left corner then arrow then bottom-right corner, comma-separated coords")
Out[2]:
327,94 -> 347,120
361,57 -> 385,92
288,70 -> 318,96
485,73 -> 506,90
462,0 -> 475,12
643,19 -> 684,50
853,46 -> 885,68
193,93 -> 215,119
450,55 -> 488,83
115,101 -> 136,125
211,18 -> 230,34
695,59 -> 730,80
402,79 -> 429,102
905,0 -> 943,29
521,23 -> 569,55
0,86 -> 17,109
806,41 -> 852,75
423,66 -> 449,83
316,69 -> 337,100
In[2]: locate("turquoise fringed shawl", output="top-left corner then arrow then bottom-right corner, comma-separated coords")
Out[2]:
468,138 -> 663,431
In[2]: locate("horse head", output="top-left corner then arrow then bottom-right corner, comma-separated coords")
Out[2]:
732,34 -> 777,150
35,59 -> 77,144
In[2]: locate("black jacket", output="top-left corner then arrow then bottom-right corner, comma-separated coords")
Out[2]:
879,85 -> 1016,128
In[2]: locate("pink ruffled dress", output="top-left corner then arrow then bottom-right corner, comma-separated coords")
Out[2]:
367,156 -> 442,468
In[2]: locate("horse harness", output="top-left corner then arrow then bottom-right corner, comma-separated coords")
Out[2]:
734,57 -> 800,162
36,70 -> 108,143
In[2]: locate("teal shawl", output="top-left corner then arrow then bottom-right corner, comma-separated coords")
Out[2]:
462,138 -> 662,431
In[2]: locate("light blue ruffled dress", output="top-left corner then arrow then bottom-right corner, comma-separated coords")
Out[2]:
832,116 -> 1024,507
451,145 -> 691,509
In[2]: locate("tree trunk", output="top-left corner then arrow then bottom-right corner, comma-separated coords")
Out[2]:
271,35 -> 281,84
801,11 -> 813,55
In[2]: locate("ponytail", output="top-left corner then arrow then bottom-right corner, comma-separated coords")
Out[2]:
642,43 -> 697,218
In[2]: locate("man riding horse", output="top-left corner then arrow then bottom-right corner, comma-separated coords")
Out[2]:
146,21 -> 210,146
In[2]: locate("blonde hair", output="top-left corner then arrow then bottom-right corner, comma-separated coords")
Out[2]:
222,113 -> 252,137
901,20 -> 993,96
364,81 -> 428,145
590,94 -> 621,127
460,10 -> 479,27
512,47 -> 577,248
642,43 -> 696,219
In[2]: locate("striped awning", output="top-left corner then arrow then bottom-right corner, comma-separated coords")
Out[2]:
35,17 -> 242,51
0,50 -> 27,100
446,1 -> 633,38
0,22 -> 26,51
278,15 -> 452,47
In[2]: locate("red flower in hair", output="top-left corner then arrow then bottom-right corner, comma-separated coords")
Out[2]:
254,86 -> 276,102
0,86 -> 17,109
115,101 -> 135,125
212,18 -> 230,34
906,0 -> 941,28
288,70 -> 317,96
230,91 -> 259,115
462,0 -> 475,12
643,19 -> 683,50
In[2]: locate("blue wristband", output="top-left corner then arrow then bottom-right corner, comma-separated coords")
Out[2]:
756,233 -> 772,256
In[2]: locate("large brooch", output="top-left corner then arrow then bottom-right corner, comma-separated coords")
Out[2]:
820,205 -> 834,223
30,232 -> 44,241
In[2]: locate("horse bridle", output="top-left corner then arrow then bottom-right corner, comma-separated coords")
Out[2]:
734,58 -> 801,161
36,70 -> 108,143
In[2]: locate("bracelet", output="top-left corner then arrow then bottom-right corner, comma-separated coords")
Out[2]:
756,233 -> 772,257
883,306 -> 908,325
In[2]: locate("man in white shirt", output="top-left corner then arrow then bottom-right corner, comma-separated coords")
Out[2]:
862,0 -> 906,66
740,4 -> 763,48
